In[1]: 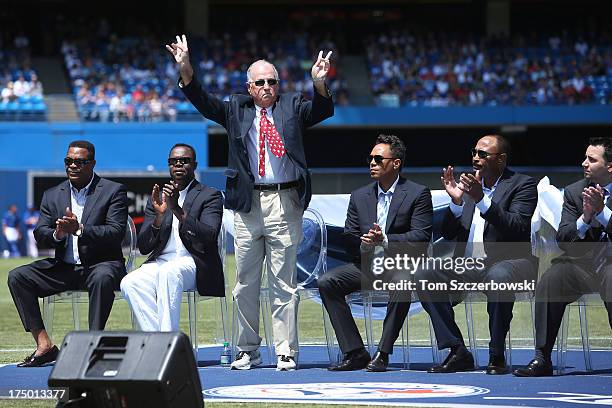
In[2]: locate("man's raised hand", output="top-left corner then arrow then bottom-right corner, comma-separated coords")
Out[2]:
311,50 -> 333,82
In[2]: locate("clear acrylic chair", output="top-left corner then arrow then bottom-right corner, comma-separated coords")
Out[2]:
183,220 -> 230,356
42,215 -> 138,341
241,208 -> 333,365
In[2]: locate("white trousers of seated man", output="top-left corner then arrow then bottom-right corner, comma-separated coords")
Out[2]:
121,255 -> 196,331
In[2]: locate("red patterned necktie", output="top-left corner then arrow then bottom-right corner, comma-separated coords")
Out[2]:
258,108 -> 286,177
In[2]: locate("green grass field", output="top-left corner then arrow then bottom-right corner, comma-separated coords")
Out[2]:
0,256 -> 610,407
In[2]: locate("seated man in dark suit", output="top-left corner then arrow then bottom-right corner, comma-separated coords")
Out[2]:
8,140 -> 128,367
514,137 -> 612,377
416,134 -> 538,375
319,134 -> 433,372
121,143 -> 224,331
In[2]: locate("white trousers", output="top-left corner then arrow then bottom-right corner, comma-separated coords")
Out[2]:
233,188 -> 303,357
121,255 -> 196,331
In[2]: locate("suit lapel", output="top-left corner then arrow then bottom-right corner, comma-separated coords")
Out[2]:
385,178 -> 408,233
481,169 -> 513,234
240,102 -> 256,142
271,98 -> 286,145
58,180 -> 71,217
80,175 -> 101,224
182,181 -> 202,216
366,183 -> 378,227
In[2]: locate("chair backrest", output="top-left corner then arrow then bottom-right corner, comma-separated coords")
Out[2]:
122,215 -> 137,273
297,208 -> 328,290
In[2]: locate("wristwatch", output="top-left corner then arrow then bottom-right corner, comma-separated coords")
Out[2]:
74,223 -> 84,237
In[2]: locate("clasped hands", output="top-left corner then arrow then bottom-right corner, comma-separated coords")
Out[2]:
441,166 -> 484,205
582,184 -> 606,224
361,223 -> 385,249
55,207 -> 80,240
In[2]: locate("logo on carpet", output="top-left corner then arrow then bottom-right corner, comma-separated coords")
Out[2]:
204,382 -> 489,401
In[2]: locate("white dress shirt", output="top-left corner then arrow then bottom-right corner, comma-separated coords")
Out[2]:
160,180 -> 194,260
61,175 -> 95,265
576,182 -> 612,239
449,175 -> 501,259
247,104 -> 298,184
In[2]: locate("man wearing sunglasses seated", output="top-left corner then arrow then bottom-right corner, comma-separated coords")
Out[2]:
415,134 -> 538,375
319,134 -> 433,371
8,140 -> 128,367
166,35 -> 334,371
121,143 -> 224,332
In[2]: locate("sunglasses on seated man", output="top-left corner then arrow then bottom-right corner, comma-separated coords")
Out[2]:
64,158 -> 93,166
167,157 -> 193,166
250,78 -> 278,87
471,148 -> 504,159
367,155 -> 396,165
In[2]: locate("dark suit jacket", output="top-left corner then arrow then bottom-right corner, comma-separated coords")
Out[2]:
138,180 -> 225,297
343,177 -> 433,265
33,174 -> 128,271
442,168 -> 537,264
555,178 -> 612,269
181,76 -> 334,212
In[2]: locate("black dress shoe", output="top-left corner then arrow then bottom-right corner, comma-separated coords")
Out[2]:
427,349 -> 475,373
328,349 -> 370,371
17,345 -> 59,368
513,358 -> 553,377
486,355 -> 509,375
366,351 -> 389,372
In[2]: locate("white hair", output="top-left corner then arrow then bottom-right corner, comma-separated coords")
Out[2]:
246,59 -> 279,82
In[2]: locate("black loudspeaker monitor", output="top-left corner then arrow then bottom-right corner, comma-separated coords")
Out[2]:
48,331 -> 203,408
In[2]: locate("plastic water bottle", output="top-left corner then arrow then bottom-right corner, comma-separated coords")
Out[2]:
220,342 -> 231,366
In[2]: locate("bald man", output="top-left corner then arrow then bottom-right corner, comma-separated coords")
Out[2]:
167,35 -> 334,370
415,135 -> 538,375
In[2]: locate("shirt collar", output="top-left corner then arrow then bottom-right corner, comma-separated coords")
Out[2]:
255,104 -> 273,116
482,174 -> 502,192
378,175 -> 400,197
70,174 -> 95,194
180,179 -> 195,196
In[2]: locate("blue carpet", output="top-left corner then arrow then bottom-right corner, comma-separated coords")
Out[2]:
1,345 -> 611,407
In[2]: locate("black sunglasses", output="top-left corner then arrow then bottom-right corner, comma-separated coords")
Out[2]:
471,148 -> 503,159
251,78 -> 278,87
64,157 -> 92,166
168,157 -> 193,166
367,155 -> 396,165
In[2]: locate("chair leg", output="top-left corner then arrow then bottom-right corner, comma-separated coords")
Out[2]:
42,296 -> 53,342
577,298 -> 593,372
401,316 -> 410,370
363,291 -> 375,355
219,297 -> 230,345
506,326 -> 512,369
464,294 -> 479,368
556,307 -> 570,374
72,292 -> 80,331
187,292 -> 198,357
530,298 -> 537,349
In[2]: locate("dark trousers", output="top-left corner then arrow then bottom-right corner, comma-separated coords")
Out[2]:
7,258 -> 125,332
534,261 -> 612,358
415,258 -> 537,357
318,262 -> 412,355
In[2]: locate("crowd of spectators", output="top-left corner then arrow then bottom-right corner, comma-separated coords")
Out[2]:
62,21 -> 347,122
365,29 -> 612,107
0,33 -> 45,116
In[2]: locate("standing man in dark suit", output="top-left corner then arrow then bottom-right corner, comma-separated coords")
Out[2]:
514,137 -> 612,377
319,134 -> 433,371
7,140 -> 128,367
166,35 -> 334,370
416,134 -> 538,375
121,143 -> 223,331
